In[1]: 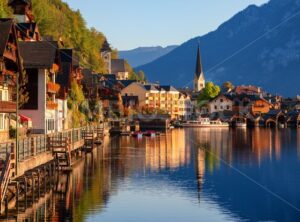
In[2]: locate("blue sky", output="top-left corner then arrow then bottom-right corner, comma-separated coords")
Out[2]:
64,0 -> 268,50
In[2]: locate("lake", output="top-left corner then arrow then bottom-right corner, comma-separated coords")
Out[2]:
15,128 -> 300,221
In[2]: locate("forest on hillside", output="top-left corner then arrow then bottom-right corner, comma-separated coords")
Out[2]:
0,0 -> 117,73
0,0 -> 146,79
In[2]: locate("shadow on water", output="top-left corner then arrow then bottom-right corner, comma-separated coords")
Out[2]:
7,128 -> 300,221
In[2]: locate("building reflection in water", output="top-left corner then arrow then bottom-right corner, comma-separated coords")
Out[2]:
13,128 -> 300,221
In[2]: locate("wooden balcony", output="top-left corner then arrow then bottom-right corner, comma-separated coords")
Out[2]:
47,82 -> 60,94
0,101 -> 17,113
46,101 -> 58,110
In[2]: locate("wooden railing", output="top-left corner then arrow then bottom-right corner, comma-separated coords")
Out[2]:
0,143 -> 14,203
17,125 -> 100,161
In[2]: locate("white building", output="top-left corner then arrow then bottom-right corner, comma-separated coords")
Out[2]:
208,94 -> 233,114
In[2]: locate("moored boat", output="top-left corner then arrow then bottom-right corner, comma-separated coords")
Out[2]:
180,118 -> 229,128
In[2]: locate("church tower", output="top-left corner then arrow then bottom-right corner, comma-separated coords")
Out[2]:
194,46 -> 205,92
100,39 -> 112,74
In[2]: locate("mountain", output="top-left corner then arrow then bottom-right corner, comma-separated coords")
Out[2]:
119,45 -> 177,67
137,0 -> 300,96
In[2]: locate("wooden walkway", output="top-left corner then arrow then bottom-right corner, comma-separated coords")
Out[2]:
0,124 -> 104,215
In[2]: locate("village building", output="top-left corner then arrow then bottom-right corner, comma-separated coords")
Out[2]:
8,0 -> 34,23
0,19 -> 22,140
208,94 -> 233,114
100,39 -> 112,74
55,49 -> 84,131
19,41 -> 60,134
121,82 -> 183,119
178,92 -> 192,120
232,94 -> 273,116
234,85 -> 265,96
194,46 -> 205,92
111,59 -> 129,80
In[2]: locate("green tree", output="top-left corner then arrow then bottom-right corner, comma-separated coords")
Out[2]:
0,0 -> 12,17
222,81 -> 234,92
68,80 -> 87,127
198,82 -> 220,106
137,70 -> 146,82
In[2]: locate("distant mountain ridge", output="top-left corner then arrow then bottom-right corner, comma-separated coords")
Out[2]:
119,45 -> 177,67
137,0 -> 300,96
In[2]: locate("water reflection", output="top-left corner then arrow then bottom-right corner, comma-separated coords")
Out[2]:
12,128 -> 300,221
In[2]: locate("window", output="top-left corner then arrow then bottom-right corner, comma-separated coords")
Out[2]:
0,89 -> 8,101
220,106 -> 223,110
220,99 -> 223,102
47,119 -> 55,132
215,105 -> 217,110
0,114 -> 4,130
227,105 -> 230,110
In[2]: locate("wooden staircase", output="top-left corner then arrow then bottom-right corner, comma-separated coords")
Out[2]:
83,130 -> 95,152
95,126 -> 104,145
0,152 -> 14,213
48,137 -> 71,170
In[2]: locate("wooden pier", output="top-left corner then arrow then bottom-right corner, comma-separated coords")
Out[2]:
0,125 -> 104,215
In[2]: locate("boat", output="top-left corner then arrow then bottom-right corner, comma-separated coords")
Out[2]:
180,118 -> 229,128
132,131 -> 143,138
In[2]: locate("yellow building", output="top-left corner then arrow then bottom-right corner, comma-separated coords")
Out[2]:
121,82 -> 184,119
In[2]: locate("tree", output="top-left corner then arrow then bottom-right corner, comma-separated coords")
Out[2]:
0,0 -> 11,17
68,80 -> 87,127
222,81 -> 234,92
197,82 -> 220,105
137,70 -> 146,82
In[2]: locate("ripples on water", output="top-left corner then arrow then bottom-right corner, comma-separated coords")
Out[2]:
12,128 -> 300,221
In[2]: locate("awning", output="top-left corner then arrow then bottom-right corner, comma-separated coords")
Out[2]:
19,114 -> 31,122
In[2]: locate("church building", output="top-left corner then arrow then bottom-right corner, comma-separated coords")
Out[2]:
194,46 -> 205,92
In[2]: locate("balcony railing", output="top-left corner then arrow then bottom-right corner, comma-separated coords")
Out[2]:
0,101 -> 16,113
47,82 -> 60,94
46,101 -> 58,110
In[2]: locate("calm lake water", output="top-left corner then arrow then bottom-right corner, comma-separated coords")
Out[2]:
16,128 -> 300,221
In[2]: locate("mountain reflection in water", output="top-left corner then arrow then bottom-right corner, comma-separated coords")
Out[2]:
12,128 -> 300,222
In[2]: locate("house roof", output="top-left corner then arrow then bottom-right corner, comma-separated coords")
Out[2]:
100,74 -> 116,80
144,84 -> 159,91
119,80 -> 137,88
0,19 -> 14,56
19,41 -> 58,69
159,85 -> 178,92
101,39 -> 112,52
8,0 -> 31,5
111,59 -> 126,74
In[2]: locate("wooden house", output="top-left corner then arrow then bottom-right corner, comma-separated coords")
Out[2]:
19,41 -> 60,134
0,19 -> 22,140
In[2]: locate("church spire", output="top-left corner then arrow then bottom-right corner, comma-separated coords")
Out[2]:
194,45 -> 205,92
195,45 -> 203,78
